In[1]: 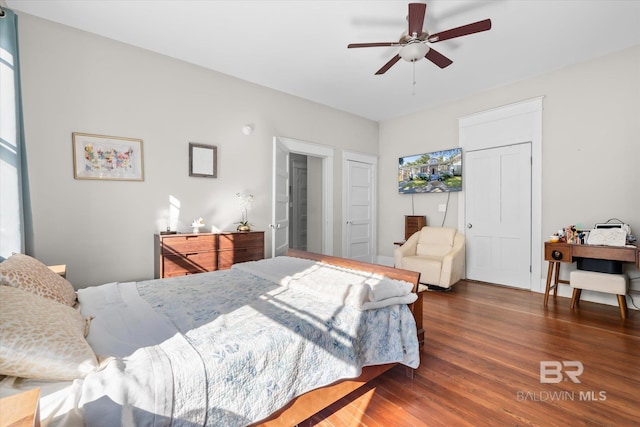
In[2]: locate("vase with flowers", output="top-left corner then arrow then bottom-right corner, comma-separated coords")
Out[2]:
235,193 -> 254,232
191,217 -> 205,234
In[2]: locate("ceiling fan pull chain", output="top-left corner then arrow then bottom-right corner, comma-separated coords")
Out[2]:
412,60 -> 417,96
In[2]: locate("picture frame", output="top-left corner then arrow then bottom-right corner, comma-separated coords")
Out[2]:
72,132 -> 144,181
189,142 -> 217,178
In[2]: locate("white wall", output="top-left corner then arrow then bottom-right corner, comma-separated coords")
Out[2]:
18,13 -> 378,287
378,45 -> 640,295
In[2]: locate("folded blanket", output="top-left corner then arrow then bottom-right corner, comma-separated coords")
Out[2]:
233,256 -> 416,310
283,263 -> 371,308
367,276 -> 414,302
362,294 -> 417,310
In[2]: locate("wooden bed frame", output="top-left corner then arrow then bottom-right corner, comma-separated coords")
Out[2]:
253,249 -> 423,426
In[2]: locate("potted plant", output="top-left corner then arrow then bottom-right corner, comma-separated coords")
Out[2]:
235,193 -> 254,231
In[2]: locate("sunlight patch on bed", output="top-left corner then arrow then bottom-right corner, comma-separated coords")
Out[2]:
257,287 -> 358,351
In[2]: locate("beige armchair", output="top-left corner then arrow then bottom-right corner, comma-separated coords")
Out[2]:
394,226 -> 465,290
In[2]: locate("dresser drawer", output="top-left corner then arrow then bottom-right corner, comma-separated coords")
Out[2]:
218,247 -> 264,270
544,243 -> 572,263
161,235 -> 216,254
155,231 -> 264,278
162,252 -> 216,276
218,232 -> 264,250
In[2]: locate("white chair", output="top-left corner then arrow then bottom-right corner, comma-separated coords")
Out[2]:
394,226 -> 465,290
569,270 -> 629,319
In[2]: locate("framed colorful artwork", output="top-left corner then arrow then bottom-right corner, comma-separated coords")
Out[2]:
72,132 -> 144,181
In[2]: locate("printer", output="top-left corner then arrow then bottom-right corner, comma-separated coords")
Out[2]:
580,220 -> 634,274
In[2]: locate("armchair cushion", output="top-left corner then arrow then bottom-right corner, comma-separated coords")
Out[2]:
416,227 -> 457,257
401,256 -> 443,283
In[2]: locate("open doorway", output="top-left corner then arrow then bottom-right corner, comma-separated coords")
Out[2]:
289,153 -> 323,253
272,137 -> 334,257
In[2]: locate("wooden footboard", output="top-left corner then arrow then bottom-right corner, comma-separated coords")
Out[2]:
252,249 -> 423,426
253,363 -> 395,426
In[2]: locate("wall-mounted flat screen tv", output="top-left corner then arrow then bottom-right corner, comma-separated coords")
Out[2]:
398,147 -> 462,194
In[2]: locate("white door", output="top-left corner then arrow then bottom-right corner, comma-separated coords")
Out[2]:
271,138 -> 290,257
343,154 -> 376,263
465,143 -> 531,288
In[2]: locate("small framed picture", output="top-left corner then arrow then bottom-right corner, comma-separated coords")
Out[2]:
189,143 -> 217,178
72,132 -> 144,181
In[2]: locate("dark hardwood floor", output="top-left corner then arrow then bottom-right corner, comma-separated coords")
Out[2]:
301,281 -> 640,426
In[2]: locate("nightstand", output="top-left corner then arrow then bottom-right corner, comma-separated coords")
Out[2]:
404,215 -> 426,240
47,264 -> 66,278
0,388 -> 41,427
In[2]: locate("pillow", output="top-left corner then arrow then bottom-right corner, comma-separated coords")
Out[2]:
0,286 -> 98,381
0,253 -> 77,306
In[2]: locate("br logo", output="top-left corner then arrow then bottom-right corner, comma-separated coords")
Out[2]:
540,361 -> 583,384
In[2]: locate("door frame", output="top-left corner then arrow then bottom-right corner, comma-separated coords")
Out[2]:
274,136 -> 334,255
342,150 -> 377,261
458,97 -> 543,292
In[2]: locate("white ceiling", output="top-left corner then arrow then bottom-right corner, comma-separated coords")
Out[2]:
6,0 -> 640,121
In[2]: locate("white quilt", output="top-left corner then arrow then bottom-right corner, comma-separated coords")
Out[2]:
2,256 -> 420,427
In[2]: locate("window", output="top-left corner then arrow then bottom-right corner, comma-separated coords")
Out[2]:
0,8 -> 27,258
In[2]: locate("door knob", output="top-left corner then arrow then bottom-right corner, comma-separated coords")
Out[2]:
467,223 -> 473,228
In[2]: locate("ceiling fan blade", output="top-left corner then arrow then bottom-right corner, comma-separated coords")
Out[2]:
375,54 -> 401,75
427,19 -> 492,43
425,48 -> 453,69
408,3 -> 427,37
348,42 -> 399,48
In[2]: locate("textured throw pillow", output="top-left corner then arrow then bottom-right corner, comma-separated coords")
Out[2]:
0,286 -> 98,381
0,253 -> 77,306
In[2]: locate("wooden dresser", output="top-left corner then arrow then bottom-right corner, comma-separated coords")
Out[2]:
405,215 -> 426,240
154,231 -> 264,278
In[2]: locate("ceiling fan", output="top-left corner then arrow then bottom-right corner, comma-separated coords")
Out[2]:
348,2 -> 491,75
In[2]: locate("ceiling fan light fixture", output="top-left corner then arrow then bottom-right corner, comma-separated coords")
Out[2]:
399,43 -> 429,62
347,2 -> 491,74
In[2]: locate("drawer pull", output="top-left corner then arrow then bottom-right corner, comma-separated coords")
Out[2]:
551,250 -> 563,261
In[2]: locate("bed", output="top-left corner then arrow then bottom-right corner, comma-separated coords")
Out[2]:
0,249 -> 423,426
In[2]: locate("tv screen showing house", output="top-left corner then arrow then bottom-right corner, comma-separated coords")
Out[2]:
398,147 -> 462,194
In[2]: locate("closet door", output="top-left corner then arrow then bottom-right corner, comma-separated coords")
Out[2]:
343,152 -> 377,264
465,143 -> 531,289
